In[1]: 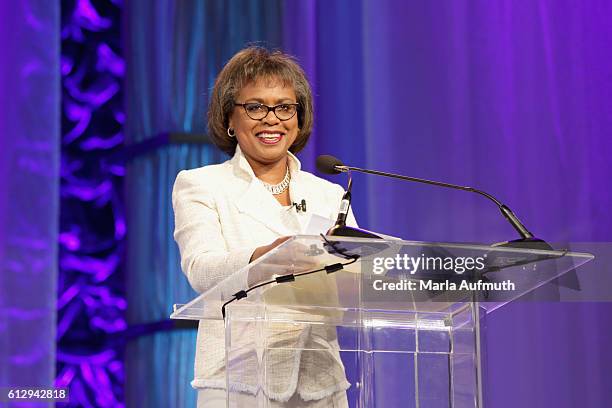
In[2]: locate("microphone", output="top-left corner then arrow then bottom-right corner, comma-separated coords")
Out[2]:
317,156 -> 381,239
293,199 -> 307,213
317,154 -> 550,249
316,155 -> 344,175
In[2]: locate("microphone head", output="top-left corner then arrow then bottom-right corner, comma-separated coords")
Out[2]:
316,155 -> 344,175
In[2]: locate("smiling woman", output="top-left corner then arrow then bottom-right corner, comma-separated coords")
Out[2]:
172,47 -> 357,407
229,81 -> 299,206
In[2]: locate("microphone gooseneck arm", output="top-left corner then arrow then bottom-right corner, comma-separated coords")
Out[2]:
346,171 -> 353,195
335,165 -> 535,240
334,170 -> 353,227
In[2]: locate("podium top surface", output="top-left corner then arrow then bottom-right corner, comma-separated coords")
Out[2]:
171,235 -> 594,323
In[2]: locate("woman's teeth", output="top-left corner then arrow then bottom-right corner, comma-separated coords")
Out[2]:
256,133 -> 283,144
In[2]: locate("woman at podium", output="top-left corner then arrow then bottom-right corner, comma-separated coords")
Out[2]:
172,47 -> 357,407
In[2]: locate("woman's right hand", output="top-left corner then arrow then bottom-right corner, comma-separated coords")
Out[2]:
247,237 -> 291,287
249,236 -> 291,263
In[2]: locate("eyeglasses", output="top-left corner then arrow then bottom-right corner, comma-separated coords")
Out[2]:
234,102 -> 299,121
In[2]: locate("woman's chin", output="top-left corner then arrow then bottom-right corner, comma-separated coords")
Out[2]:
253,143 -> 290,160
257,151 -> 288,165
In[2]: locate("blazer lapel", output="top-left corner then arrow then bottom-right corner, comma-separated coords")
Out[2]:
230,146 -> 334,235
234,178 -> 290,236
231,146 -> 291,236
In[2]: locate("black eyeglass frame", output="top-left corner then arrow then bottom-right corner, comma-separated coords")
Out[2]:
234,102 -> 300,121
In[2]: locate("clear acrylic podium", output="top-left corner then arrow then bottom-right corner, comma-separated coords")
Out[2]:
171,236 -> 593,407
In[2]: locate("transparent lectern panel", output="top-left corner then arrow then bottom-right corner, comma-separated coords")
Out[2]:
172,236 -> 593,408
225,306 -> 350,407
220,303 -> 478,407
172,235 -> 594,321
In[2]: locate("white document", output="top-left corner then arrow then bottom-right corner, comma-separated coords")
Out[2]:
303,213 -> 336,235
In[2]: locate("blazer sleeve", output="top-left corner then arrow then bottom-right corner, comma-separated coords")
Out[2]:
172,170 -> 259,294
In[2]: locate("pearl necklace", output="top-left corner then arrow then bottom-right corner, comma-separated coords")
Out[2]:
261,167 -> 290,195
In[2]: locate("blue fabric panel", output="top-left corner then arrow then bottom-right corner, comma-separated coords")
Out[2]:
124,1 -> 283,406
0,0 -> 60,398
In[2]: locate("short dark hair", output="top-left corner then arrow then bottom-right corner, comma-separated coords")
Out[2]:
208,47 -> 314,155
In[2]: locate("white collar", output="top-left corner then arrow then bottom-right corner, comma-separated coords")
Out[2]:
230,144 -> 302,181
231,144 -> 308,235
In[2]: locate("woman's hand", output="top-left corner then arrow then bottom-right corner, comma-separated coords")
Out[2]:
247,236 -> 291,287
249,236 -> 291,263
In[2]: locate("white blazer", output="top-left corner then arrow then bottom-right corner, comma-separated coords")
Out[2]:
172,145 -> 357,402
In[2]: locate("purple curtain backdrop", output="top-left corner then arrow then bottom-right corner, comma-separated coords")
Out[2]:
0,0 -> 60,398
56,1 -> 126,406
284,1 -> 612,407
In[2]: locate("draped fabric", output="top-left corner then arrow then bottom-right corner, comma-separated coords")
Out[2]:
125,0 -> 283,142
0,0 -> 60,398
124,1 -> 283,406
124,0 -> 612,406
124,147 -> 225,408
284,1 -> 612,407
